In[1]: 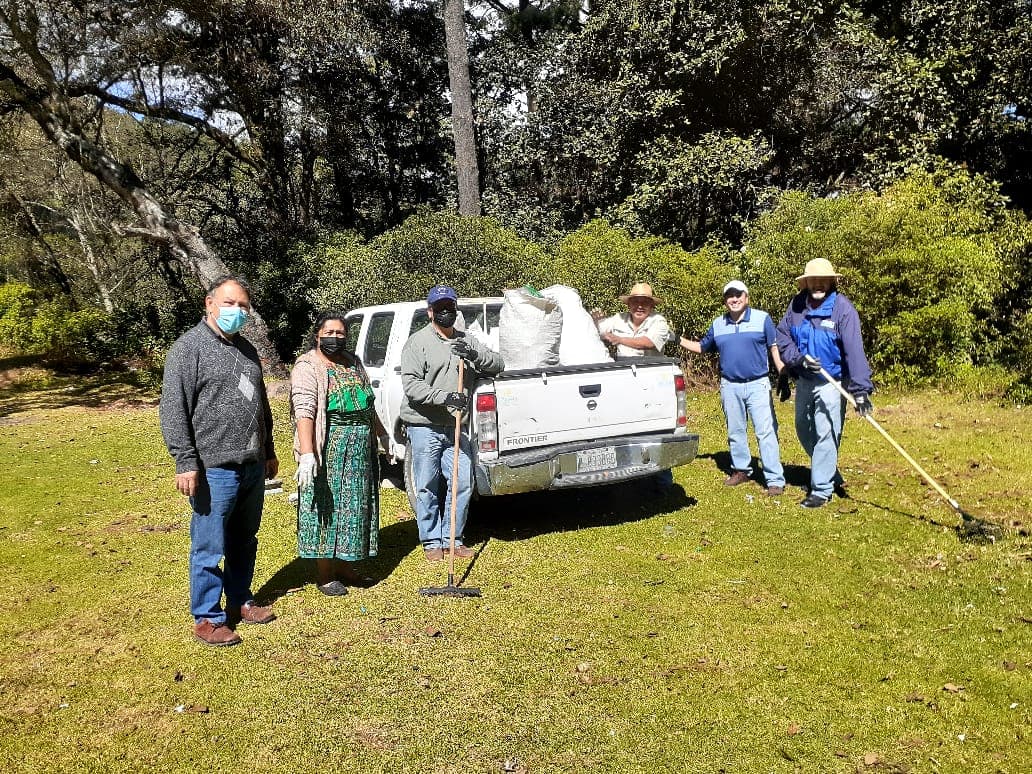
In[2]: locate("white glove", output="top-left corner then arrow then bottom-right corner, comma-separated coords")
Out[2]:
295,453 -> 317,490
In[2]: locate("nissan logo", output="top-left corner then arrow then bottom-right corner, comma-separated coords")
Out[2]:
586,400 -> 597,410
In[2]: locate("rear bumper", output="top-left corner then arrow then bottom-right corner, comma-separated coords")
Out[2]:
474,433 -> 699,496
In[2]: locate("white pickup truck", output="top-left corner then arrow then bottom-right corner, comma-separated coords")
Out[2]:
342,296 -> 699,507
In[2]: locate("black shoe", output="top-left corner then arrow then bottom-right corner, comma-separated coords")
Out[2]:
801,494 -> 830,509
317,580 -> 349,596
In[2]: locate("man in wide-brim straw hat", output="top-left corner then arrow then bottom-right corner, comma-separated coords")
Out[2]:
592,282 -> 671,360
775,258 -> 874,508
592,281 -> 674,492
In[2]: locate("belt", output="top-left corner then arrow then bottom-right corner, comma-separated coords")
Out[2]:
721,375 -> 769,383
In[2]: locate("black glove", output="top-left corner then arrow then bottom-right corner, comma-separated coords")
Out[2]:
451,337 -> 475,362
854,393 -> 873,417
802,356 -> 823,373
443,392 -> 467,411
776,369 -> 792,402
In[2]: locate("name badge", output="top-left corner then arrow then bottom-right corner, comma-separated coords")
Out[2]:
820,320 -> 836,329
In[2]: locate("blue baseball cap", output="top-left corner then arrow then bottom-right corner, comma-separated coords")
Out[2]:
426,285 -> 458,305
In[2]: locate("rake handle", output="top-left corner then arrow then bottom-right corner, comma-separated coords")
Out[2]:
811,362 -> 962,513
447,358 -> 465,581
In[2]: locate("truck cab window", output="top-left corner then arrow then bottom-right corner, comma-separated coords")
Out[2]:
364,312 -> 394,367
345,315 -> 363,354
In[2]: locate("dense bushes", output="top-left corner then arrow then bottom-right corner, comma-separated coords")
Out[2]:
302,214 -> 738,353
303,214 -> 545,314
741,167 -> 1032,388
0,283 -> 113,364
292,168 -> 1032,398
533,220 -> 735,341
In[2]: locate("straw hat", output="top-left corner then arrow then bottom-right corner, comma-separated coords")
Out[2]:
619,282 -> 662,305
795,258 -> 843,289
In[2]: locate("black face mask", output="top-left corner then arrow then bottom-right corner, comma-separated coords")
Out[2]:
433,308 -> 457,328
319,337 -> 348,356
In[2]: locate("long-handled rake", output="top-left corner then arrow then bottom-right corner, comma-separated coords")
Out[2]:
419,358 -> 483,597
807,357 -> 1003,542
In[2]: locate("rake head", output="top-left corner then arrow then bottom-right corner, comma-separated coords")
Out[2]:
957,509 -> 1005,544
418,585 -> 482,598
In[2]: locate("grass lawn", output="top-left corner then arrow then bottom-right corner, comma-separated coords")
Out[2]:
0,373 -> 1029,773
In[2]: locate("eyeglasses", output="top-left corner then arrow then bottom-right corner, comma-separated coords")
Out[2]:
724,290 -> 745,299
431,303 -> 457,312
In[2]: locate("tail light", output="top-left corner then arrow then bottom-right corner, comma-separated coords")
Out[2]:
476,392 -> 498,452
674,373 -> 687,428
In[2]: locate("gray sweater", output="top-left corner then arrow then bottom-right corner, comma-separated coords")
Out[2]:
159,320 -> 276,473
400,324 -> 504,427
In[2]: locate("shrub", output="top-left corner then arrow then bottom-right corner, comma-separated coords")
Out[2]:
0,283 -> 37,353
0,282 -> 113,364
742,166 -> 1018,385
533,220 -> 737,345
302,214 -> 545,317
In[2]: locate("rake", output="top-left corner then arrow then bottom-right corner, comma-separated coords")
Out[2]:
419,358 -> 483,597
806,357 -> 1003,543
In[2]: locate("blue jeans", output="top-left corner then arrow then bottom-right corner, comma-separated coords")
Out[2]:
407,424 -> 473,550
189,462 -> 265,624
720,377 -> 785,488
795,377 -> 847,498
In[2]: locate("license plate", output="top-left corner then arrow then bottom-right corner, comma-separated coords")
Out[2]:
576,446 -> 618,473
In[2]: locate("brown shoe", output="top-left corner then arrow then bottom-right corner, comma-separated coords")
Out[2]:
227,601 -> 276,625
724,471 -> 750,487
446,544 -> 475,559
766,486 -> 784,496
424,548 -> 445,562
193,619 -> 242,647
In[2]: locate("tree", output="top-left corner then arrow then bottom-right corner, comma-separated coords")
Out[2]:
443,0 -> 481,215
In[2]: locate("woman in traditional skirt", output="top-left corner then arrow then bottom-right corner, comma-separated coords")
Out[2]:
290,312 -> 388,596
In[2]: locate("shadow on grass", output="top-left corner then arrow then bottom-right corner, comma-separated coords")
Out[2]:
696,450 -> 813,490
0,358 -> 159,417
254,518 -> 419,605
466,478 -> 698,544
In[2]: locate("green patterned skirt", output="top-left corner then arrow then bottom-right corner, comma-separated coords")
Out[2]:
297,410 -> 379,560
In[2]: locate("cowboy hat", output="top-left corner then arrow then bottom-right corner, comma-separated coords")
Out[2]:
795,258 -> 843,289
619,282 -> 662,305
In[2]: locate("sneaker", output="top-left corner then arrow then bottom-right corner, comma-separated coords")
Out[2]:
801,494 -> 831,509
446,544 -> 475,559
193,619 -> 242,647
424,547 -> 445,562
724,471 -> 750,487
766,486 -> 784,496
227,601 -> 276,625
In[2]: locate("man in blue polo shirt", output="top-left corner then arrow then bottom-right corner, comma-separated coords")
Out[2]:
681,280 -> 786,496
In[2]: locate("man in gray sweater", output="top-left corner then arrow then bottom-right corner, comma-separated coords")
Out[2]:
401,285 -> 504,561
160,276 -> 279,647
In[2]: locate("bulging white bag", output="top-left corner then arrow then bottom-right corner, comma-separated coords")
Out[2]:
499,287 -> 562,370
540,284 -> 613,365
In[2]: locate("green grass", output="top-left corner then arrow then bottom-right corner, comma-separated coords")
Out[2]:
0,376 -> 1030,773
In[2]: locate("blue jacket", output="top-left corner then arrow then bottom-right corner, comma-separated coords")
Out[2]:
775,291 -> 873,395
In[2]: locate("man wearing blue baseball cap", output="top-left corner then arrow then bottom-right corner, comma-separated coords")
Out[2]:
681,280 -> 787,496
400,285 -> 504,561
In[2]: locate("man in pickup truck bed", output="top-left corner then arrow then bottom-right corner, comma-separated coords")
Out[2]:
400,285 -> 505,562
592,282 -> 671,359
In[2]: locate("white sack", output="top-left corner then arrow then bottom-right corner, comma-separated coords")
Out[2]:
464,318 -> 499,353
499,288 -> 562,369
540,284 -> 614,365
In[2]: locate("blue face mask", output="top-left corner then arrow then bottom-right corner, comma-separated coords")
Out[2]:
215,306 -> 248,334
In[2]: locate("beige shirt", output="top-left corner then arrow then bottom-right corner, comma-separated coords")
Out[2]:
598,312 -> 671,358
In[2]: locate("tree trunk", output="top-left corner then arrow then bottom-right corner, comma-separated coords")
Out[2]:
442,0 -> 481,216
0,70 -> 284,371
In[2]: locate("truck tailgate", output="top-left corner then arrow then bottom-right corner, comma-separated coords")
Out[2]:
493,360 -> 677,452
